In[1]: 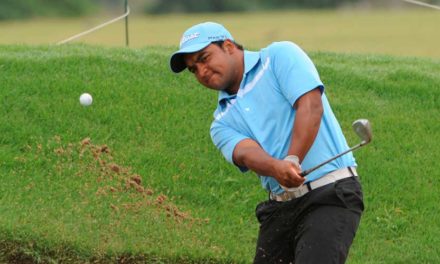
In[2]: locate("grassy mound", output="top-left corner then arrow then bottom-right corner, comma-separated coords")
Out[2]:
0,44 -> 439,263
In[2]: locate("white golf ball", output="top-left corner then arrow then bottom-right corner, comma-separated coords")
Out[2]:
79,93 -> 93,106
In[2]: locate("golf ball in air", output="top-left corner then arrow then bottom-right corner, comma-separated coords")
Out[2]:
79,93 -> 93,106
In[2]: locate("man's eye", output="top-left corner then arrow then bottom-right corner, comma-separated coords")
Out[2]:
200,55 -> 208,62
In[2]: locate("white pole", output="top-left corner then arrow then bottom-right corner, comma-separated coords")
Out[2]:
125,0 -> 129,47
402,0 -> 440,10
57,6 -> 130,45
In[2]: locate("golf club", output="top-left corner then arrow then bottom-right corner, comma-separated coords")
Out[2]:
299,119 -> 372,177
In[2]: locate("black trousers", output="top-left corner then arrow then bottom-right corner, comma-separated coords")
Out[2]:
253,177 -> 364,264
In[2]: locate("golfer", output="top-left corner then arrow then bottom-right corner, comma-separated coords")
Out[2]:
170,22 -> 364,264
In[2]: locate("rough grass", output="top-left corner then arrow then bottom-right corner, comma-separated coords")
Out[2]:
0,44 -> 439,263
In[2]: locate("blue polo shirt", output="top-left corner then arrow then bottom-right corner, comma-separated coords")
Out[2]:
210,41 -> 356,194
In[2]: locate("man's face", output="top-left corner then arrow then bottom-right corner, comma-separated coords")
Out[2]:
184,41 -> 239,92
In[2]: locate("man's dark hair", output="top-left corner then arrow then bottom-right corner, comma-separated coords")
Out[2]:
212,40 -> 244,51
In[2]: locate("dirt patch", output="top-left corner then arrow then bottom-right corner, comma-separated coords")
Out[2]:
49,136 -> 209,224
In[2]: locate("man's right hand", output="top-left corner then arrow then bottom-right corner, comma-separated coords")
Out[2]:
233,138 -> 305,188
273,159 -> 305,188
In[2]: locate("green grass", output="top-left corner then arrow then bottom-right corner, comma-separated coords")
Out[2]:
0,44 -> 439,263
0,10 -> 440,58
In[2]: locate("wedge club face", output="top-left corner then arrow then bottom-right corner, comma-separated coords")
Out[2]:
299,119 -> 372,177
352,119 -> 372,145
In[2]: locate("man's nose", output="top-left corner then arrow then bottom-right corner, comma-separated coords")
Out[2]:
196,63 -> 208,77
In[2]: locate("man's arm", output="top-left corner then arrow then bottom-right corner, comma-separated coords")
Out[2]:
231,88 -> 323,188
289,88 -> 323,163
232,139 -> 305,188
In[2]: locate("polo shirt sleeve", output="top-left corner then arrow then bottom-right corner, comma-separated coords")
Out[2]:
210,120 -> 249,172
269,42 -> 324,106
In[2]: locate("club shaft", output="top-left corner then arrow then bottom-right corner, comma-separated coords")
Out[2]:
300,143 -> 364,177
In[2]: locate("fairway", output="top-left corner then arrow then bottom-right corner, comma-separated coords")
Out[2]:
1,44 -> 439,263
0,9 -> 440,58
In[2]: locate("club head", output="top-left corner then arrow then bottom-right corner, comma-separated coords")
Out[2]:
352,119 -> 372,145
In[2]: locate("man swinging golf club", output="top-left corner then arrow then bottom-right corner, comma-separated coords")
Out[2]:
170,21 -> 368,264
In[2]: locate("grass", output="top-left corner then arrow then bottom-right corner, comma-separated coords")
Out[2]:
0,44 -> 261,263
0,44 -> 439,263
0,9 -> 440,58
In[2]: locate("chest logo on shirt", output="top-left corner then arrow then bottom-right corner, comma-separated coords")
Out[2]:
238,57 -> 270,99
215,57 -> 270,120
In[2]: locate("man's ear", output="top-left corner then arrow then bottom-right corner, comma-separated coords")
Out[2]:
223,39 -> 235,54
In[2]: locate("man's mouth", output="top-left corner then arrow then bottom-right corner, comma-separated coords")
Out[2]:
203,74 -> 213,84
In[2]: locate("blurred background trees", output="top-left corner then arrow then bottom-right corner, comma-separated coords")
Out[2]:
1,0 -> 439,20
0,0 -> 96,20
145,0 -> 362,14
